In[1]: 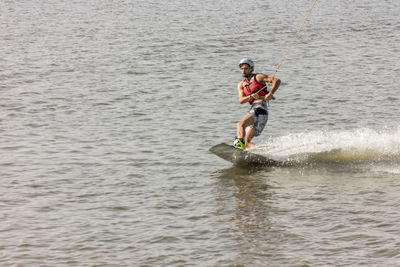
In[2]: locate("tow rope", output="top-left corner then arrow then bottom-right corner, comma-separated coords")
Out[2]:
251,0 -> 318,98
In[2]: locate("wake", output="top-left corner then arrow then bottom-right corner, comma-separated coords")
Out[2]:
255,127 -> 400,173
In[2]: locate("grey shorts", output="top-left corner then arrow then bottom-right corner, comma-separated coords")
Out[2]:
249,102 -> 269,136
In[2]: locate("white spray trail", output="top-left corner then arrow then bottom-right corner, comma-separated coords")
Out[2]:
256,126 -> 400,159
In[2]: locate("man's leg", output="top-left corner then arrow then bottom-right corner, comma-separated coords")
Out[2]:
234,113 -> 254,149
236,113 -> 254,139
244,126 -> 256,148
246,109 -> 268,148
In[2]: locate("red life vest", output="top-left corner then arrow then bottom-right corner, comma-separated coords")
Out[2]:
242,74 -> 267,104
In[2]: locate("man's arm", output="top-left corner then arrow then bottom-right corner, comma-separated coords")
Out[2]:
256,74 -> 281,101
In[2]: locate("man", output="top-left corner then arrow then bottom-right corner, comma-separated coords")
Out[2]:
233,58 -> 281,149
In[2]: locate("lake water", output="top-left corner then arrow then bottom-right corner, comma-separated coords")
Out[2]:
1,0 -> 400,266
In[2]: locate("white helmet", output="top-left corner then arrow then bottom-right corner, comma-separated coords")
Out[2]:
239,58 -> 254,68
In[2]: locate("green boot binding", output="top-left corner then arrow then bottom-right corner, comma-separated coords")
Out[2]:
233,138 -> 245,150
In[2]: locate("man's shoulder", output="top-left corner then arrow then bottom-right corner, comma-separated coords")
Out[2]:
255,73 -> 268,79
237,80 -> 244,89
255,73 -> 268,83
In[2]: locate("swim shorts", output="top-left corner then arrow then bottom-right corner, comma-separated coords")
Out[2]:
249,102 -> 269,137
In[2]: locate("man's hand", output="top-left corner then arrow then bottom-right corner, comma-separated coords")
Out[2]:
251,93 -> 260,100
264,92 -> 275,101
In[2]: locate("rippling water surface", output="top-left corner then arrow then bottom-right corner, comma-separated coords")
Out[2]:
1,0 -> 400,266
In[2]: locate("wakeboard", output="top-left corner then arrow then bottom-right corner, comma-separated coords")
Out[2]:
209,143 -> 281,167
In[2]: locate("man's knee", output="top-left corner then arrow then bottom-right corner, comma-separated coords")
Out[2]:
238,119 -> 249,128
239,115 -> 253,126
245,125 -> 254,132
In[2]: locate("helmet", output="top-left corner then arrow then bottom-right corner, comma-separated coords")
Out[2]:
239,58 -> 254,68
